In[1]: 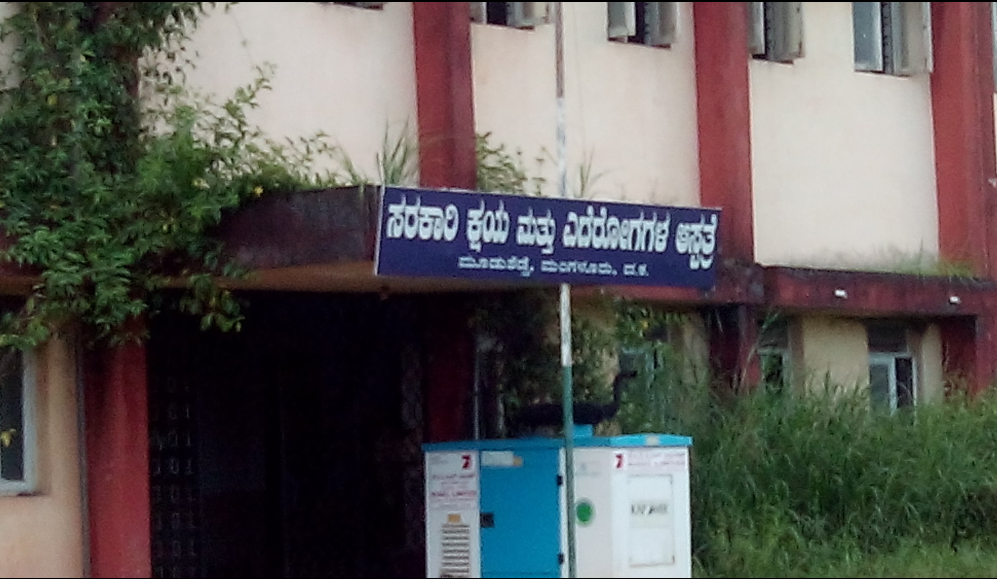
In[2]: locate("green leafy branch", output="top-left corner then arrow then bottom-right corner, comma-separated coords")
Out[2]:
0,2 -> 338,347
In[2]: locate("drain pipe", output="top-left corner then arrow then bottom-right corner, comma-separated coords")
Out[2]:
552,3 -> 578,578
472,333 -> 482,440
74,329 -> 92,578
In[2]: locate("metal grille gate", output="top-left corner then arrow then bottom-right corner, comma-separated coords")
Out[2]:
149,375 -> 203,578
148,294 -> 428,578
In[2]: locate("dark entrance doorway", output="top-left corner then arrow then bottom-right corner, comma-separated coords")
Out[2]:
147,293 -> 437,578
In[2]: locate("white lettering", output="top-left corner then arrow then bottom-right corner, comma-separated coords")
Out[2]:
386,196 -> 406,238
675,214 -> 718,270
457,255 -> 534,277
563,212 -> 579,248
467,200 -> 511,252
516,208 -> 557,255
606,216 -> 620,250
403,196 -> 420,239
385,195 -> 460,242
561,206 -> 670,254
444,204 -> 459,241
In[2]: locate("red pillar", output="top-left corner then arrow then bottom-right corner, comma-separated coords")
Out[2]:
693,2 -> 760,388
706,305 -> 760,393
85,336 -> 150,578
931,2 -> 996,276
939,316 -> 997,397
976,314 -> 997,395
694,1 -> 755,264
413,2 -> 477,191
931,2 -> 997,392
413,3 -> 477,439
425,304 -> 474,442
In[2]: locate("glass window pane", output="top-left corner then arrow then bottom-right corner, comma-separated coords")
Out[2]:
748,2 -> 766,55
867,323 -> 907,353
895,356 -> 914,408
869,361 -> 891,411
0,349 -> 24,481
761,351 -> 786,394
854,2 -> 884,71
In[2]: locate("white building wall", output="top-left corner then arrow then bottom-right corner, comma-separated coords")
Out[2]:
181,2 -> 419,182
472,2 -> 700,206
751,2 -> 939,270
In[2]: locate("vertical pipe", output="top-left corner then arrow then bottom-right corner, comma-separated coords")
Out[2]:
472,334 -> 482,440
552,3 -> 577,577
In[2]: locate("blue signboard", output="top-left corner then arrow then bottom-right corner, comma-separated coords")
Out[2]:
374,187 -> 720,289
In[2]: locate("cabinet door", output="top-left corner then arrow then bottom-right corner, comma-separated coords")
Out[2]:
480,449 -> 562,578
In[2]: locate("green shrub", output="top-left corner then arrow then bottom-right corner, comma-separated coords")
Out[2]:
619,369 -> 997,577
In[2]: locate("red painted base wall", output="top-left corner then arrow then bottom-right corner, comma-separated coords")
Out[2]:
85,340 -> 151,578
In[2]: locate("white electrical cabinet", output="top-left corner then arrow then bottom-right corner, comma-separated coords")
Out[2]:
424,430 -> 692,578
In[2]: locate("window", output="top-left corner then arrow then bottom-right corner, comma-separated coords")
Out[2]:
758,317 -> 791,393
607,3 -> 678,47
470,2 -> 548,28
747,2 -> 804,63
329,2 -> 385,8
853,2 -> 932,75
867,323 -> 916,413
0,347 -> 35,494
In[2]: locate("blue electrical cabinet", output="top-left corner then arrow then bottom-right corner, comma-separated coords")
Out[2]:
424,429 -> 693,579
479,447 -> 561,578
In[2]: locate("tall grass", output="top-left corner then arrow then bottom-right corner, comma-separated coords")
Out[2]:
616,363 -> 997,577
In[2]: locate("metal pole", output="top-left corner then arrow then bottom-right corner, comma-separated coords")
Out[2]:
553,4 -> 577,578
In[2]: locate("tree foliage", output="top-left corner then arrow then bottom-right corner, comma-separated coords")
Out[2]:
0,2 -> 334,347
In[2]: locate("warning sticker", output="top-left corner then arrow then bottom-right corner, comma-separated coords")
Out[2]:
622,448 -> 688,476
426,451 -> 480,511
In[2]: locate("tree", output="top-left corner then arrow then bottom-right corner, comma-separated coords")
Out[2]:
0,1 -> 334,348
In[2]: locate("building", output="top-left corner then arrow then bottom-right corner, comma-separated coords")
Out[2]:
0,2 -> 996,577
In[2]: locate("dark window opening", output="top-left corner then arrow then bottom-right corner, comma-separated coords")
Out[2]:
486,2 -> 508,25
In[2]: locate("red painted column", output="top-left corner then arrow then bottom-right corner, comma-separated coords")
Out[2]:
694,1 -> 755,264
413,2 -> 477,190
425,304 -> 474,442
85,334 -> 151,578
931,2 -> 997,392
693,2 -> 760,388
931,2 -> 995,276
413,3 -> 477,439
706,305 -> 760,393
976,314 -> 997,395
939,315 -> 997,397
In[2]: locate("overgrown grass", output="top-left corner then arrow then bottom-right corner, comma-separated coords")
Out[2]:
334,122 -> 419,186
617,367 -> 997,577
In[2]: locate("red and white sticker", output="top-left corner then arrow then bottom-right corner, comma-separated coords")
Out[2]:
626,448 -> 688,475
426,451 -> 479,510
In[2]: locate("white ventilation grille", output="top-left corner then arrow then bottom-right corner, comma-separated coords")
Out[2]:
439,523 -> 472,578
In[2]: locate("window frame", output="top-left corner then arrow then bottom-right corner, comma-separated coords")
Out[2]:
0,348 -> 38,496
759,346 -> 790,393
747,2 -> 804,63
329,2 -> 386,9
607,2 -> 679,48
853,2 -> 933,76
757,317 -> 793,393
470,2 -> 549,29
866,322 -> 918,414
869,352 -> 917,413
